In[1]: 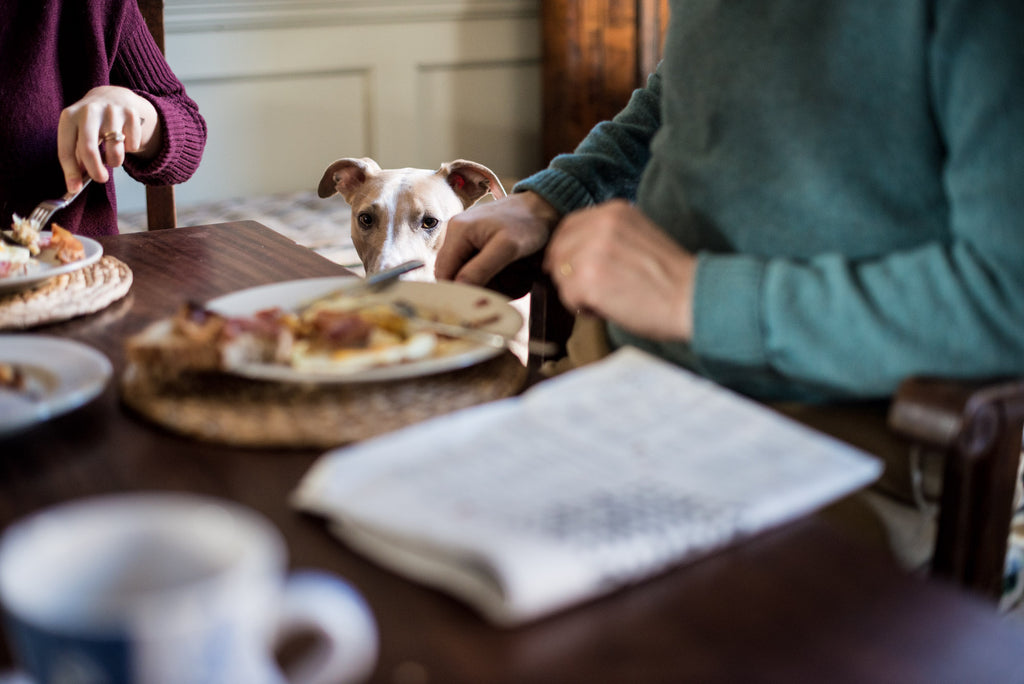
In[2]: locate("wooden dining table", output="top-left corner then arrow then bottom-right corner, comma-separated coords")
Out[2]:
2,221 -> 1023,682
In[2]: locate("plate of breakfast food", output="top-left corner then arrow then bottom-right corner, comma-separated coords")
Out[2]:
0,336 -> 112,436
125,277 -> 524,384
0,220 -> 102,294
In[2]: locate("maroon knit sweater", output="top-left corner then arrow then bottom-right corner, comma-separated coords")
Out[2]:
0,0 -> 207,236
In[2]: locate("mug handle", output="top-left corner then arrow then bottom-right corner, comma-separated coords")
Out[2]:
274,570 -> 378,684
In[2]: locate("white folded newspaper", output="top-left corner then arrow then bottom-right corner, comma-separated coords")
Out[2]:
292,347 -> 881,626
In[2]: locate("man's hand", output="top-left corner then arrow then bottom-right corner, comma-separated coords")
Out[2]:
435,191 -> 561,294
543,199 -> 697,341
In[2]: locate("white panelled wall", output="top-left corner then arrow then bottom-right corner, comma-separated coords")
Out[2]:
114,0 -> 542,214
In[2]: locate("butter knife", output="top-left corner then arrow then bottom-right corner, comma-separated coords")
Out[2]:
299,260 -> 424,309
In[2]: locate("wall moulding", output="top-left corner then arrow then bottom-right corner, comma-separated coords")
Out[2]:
165,0 -> 540,33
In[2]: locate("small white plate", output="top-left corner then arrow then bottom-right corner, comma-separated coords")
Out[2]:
0,336 -> 112,437
206,277 -> 523,384
0,234 -> 103,294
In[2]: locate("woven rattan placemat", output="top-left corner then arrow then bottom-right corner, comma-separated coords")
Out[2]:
120,352 -> 528,449
0,256 -> 133,330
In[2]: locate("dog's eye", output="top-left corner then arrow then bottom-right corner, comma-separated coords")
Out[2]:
357,212 -> 374,229
422,216 -> 439,232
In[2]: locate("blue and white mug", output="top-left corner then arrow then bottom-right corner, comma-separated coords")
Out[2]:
0,493 -> 377,684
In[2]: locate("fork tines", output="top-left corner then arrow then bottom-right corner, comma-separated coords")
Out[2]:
27,178 -> 92,228
29,201 -> 61,228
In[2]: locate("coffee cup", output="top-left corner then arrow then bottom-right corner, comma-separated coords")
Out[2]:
0,493 -> 377,684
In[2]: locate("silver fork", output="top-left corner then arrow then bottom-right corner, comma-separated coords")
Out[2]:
26,178 -> 92,228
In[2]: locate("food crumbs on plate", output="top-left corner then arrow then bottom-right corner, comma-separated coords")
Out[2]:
0,219 -> 85,279
0,362 -> 26,391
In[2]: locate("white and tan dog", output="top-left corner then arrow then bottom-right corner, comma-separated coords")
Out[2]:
318,158 -> 506,281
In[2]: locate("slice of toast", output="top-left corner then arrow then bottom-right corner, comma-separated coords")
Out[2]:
125,303 -> 291,382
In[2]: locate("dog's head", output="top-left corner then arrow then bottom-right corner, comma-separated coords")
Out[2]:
318,158 -> 506,281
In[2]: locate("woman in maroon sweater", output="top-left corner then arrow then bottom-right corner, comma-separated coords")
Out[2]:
0,0 -> 207,237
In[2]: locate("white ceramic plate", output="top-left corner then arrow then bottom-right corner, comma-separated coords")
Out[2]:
0,336 -> 112,437
206,277 -> 523,383
0,234 -> 103,294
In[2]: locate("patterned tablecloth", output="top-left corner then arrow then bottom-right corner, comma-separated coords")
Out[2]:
118,189 -> 363,273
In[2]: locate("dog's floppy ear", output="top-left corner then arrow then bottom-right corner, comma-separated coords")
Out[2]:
437,160 -> 507,209
317,158 -> 382,201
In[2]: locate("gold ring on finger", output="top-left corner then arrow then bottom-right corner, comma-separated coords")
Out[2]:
100,131 -> 126,144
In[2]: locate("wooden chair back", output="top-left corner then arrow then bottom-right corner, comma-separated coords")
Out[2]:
135,0 -> 177,230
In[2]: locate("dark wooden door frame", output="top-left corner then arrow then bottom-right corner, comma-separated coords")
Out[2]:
541,0 -> 670,162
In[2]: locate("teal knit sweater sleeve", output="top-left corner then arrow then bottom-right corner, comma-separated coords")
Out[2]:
513,67 -> 662,214
686,0 -> 1024,401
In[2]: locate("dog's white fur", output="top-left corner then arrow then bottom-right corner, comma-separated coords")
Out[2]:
318,158 -> 506,281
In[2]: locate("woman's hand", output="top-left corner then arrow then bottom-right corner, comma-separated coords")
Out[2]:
543,199 -> 698,341
57,86 -> 161,193
435,191 -> 561,293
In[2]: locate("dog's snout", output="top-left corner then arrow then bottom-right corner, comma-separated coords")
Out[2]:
375,257 -> 435,282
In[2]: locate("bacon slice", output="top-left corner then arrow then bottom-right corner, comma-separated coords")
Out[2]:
49,223 -> 85,264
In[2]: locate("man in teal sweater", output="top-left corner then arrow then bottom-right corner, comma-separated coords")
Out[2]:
435,0 -> 1024,403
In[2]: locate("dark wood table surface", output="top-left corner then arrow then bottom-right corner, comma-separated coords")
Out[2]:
2,221 -> 1023,682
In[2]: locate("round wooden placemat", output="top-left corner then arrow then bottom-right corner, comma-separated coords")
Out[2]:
0,256 -> 133,330
120,352 -> 528,449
